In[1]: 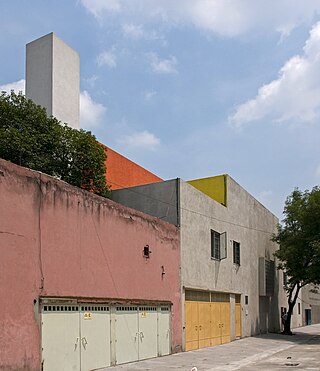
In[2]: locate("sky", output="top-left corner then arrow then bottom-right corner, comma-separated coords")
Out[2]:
1,0 -> 320,219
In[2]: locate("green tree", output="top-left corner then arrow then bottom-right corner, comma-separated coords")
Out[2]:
0,91 -> 109,197
273,187 -> 320,334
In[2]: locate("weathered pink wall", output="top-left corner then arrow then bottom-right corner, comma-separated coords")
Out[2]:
0,159 -> 181,370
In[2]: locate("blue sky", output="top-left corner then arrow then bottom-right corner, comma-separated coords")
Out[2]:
1,0 -> 320,218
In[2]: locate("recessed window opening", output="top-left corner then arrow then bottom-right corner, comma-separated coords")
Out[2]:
233,241 -> 240,265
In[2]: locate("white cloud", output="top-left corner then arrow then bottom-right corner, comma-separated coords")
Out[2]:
80,90 -> 107,128
149,53 -> 178,74
80,0 -> 121,18
122,23 -> 163,42
0,79 -> 25,94
122,23 -> 145,39
97,50 -> 117,68
84,75 -> 99,87
229,22 -> 320,128
118,130 -> 160,150
80,0 -> 320,38
143,90 -> 156,101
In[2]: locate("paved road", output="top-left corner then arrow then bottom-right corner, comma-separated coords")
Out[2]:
105,324 -> 320,370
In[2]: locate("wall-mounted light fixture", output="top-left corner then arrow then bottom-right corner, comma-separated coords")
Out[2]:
143,245 -> 151,258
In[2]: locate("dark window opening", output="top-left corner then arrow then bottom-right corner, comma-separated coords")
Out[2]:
233,241 -> 240,265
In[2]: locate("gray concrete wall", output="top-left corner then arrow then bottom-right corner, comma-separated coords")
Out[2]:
26,33 -> 80,129
111,175 -> 303,339
111,179 -> 179,226
179,176 -> 284,337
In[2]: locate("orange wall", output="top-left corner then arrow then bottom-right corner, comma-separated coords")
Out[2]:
103,145 -> 163,190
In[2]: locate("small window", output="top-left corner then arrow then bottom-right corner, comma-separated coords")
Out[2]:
211,230 -> 227,260
211,230 -> 220,260
245,295 -> 249,305
298,302 -> 301,315
233,241 -> 240,265
143,245 -> 151,258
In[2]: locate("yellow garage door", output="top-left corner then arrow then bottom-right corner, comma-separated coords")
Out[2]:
185,302 -> 199,351
185,296 -> 230,351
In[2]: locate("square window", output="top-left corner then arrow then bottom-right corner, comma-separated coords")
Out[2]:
233,241 -> 240,265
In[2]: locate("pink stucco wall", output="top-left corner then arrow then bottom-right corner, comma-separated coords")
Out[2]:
0,159 -> 181,370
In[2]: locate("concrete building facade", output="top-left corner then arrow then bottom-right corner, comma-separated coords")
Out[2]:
111,175 -> 301,350
0,159 -> 181,370
26,32 -> 80,129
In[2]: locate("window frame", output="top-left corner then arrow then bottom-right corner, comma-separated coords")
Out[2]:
233,240 -> 240,266
211,230 -> 227,260
211,229 -> 220,260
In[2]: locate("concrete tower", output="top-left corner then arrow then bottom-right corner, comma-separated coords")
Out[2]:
26,32 -> 80,129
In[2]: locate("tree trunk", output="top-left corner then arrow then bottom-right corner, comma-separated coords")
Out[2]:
283,282 -> 301,335
283,303 -> 294,335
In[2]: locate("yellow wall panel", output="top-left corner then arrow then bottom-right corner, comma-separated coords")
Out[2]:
187,175 -> 228,207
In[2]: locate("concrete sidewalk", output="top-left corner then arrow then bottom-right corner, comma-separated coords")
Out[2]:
105,324 -> 320,371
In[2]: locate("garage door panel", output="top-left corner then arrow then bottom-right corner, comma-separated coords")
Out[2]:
80,305 -> 110,371
138,306 -> 158,360
115,306 -> 139,365
198,303 -> 211,348
158,306 -> 170,356
185,302 -> 198,351
42,305 -> 80,371
220,303 -> 230,344
210,302 -> 221,345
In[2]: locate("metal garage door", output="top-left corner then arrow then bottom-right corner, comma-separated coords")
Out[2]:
114,305 -> 139,365
138,306 -> 158,360
42,305 -> 80,371
115,305 -> 159,365
41,304 -> 110,371
158,306 -> 171,356
80,305 -> 110,371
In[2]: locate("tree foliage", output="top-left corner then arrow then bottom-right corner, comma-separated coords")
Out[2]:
273,187 -> 320,334
0,91 -> 109,197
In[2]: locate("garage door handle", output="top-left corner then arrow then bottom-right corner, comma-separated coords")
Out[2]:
81,337 -> 88,349
74,337 -> 79,351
